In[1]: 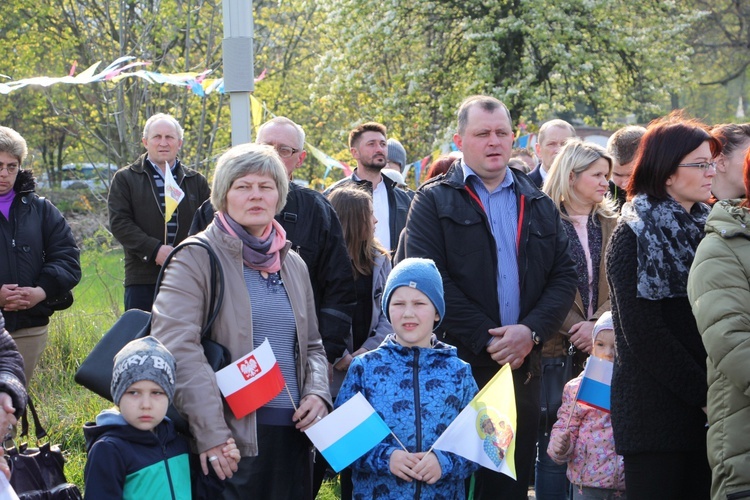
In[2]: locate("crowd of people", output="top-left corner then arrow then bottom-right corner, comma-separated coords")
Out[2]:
0,92 -> 748,500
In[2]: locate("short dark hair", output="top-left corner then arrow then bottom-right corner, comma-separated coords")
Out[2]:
711,123 -> 750,158
349,122 -> 387,149
607,126 -> 647,165
456,95 -> 512,134
628,111 -> 722,199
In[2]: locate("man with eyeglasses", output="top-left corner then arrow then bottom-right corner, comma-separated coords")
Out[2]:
108,113 -> 210,311
190,117 -> 355,366
325,122 -> 412,254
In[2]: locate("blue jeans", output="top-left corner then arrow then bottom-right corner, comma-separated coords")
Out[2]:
535,427 -> 570,500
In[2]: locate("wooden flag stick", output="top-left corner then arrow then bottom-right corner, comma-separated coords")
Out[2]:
285,383 -> 298,412
164,161 -> 169,245
564,379 -> 583,431
390,431 -> 409,452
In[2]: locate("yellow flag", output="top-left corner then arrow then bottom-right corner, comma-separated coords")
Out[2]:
432,363 -> 517,479
250,95 -> 263,139
164,163 -> 184,222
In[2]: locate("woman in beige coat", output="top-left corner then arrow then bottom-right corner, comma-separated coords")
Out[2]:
151,143 -> 331,499
537,139 -> 618,498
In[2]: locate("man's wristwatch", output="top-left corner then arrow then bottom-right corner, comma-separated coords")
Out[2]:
531,330 -> 541,345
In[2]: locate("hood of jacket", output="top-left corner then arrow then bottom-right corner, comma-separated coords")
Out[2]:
83,408 -> 176,452
705,198 -> 750,241
12,170 -> 35,194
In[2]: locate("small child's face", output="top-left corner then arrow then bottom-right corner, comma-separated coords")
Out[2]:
118,380 -> 169,432
592,329 -> 615,362
389,286 -> 440,349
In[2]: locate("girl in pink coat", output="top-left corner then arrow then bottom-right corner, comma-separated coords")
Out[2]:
548,312 -> 626,499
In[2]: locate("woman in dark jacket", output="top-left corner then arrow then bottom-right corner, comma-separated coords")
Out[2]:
606,112 -> 718,499
0,126 -> 81,384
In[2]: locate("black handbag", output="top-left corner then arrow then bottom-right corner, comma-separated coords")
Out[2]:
42,291 -> 74,312
74,239 -> 230,432
5,398 -> 82,500
540,350 -> 575,432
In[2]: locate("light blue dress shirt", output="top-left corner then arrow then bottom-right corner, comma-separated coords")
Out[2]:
461,162 -> 520,327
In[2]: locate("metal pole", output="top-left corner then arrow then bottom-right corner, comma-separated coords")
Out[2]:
222,0 -> 253,145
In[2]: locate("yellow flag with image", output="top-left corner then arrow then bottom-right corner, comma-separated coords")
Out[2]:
432,363 -> 517,479
164,163 -> 184,222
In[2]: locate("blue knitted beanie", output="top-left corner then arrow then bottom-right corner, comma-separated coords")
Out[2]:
382,258 -> 445,330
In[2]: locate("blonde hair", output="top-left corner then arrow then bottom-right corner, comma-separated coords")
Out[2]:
543,139 -> 616,221
0,127 -> 28,165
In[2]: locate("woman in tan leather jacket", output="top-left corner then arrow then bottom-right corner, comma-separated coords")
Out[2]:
151,143 -> 331,499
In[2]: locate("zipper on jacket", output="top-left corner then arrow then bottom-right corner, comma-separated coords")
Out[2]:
162,443 -> 177,500
412,348 -> 422,499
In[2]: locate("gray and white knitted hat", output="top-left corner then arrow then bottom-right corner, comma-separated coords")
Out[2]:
111,337 -> 176,405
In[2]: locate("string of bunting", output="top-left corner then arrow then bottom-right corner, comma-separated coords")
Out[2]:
0,56 -> 268,97
1,56 -> 455,185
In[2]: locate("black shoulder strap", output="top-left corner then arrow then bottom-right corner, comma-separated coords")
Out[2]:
151,238 -> 225,341
19,396 -> 47,441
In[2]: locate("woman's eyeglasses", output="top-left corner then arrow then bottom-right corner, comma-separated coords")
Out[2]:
0,165 -> 18,174
678,161 -> 717,172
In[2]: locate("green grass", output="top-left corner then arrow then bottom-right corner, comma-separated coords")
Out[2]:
29,246 -> 341,498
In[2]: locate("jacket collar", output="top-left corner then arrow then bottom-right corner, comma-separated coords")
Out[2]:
350,168 -> 398,191
130,153 -> 196,179
12,169 -> 36,195
438,160 -> 545,201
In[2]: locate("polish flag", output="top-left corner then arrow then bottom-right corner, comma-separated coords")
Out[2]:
215,338 -> 285,419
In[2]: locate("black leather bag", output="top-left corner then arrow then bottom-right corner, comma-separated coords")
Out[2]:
42,291 -> 74,312
540,352 -> 575,432
74,239 -> 230,432
5,398 -> 82,500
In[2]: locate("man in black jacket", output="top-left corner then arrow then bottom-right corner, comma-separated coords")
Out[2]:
108,113 -> 210,311
325,122 -> 411,254
400,95 -> 576,500
190,117 -> 355,364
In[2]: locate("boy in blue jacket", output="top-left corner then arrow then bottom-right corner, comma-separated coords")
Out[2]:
83,336 -> 238,499
336,258 -> 479,499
